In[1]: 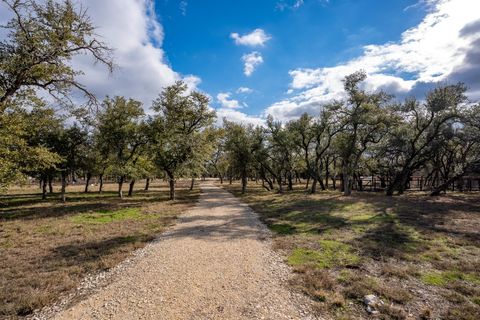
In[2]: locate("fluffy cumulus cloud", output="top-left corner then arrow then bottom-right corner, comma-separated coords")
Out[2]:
215,91 -> 264,126
217,92 -> 243,109
73,0 -> 200,106
242,52 -> 264,76
215,108 -> 265,127
231,29 -> 271,47
266,0 -> 480,121
1,0 -> 198,107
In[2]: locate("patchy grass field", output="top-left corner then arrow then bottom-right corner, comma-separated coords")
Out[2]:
223,182 -> 480,320
0,181 -> 199,319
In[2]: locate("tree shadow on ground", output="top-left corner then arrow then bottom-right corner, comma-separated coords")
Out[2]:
0,189 -> 196,221
232,185 -> 480,257
46,235 -> 154,268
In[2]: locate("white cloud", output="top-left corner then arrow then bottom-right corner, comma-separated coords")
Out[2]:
242,52 -> 264,76
183,75 -> 202,92
216,108 -> 265,127
230,29 -> 271,47
1,0 -> 200,107
266,0 -> 480,121
72,0 -> 201,106
237,87 -> 253,94
217,92 -> 244,109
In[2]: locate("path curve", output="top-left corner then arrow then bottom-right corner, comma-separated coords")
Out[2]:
52,183 -> 316,320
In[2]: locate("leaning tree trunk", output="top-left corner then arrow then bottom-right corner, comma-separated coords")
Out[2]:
60,172 -> 67,203
190,178 -> 195,191
84,172 -> 91,193
128,179 -> 135,197
145,178 -> 150,191
118,175 -> 125,199
430,172 -> 465,196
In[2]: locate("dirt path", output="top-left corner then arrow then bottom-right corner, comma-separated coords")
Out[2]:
52,183 -> 316,320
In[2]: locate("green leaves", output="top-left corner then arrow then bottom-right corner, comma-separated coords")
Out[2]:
148,81 -> 216,198
0,95 -> 62,189
96,96 -> 145,179
0,0 -> 112,105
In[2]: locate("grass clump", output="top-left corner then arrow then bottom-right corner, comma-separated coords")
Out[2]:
270,223 -> 296,235
288,240 -> 360,269
421,271 -> 480,286
70,208 -> 145,224
472,297 -> 480,306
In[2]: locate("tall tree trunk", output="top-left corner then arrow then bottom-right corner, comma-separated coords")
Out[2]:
325,160 -> 330,189
60,172 -> 67,203
99,174 -> 104,193
145,177 -> 150,191
287,171 -> 293,191
310,178 -> 317,194
42,177 -> 47,200
219,174 -> 223,184
168,174 -> 175,200
318,176 -> 326,191
386,171 -> 409,196
118,175 -> 125,199
277,174 -> 284,194
333,159 -> 337,190
241,168 -> 247,194
48,175 -> 53,193
128,179 -> 135,197
343,164 -> 352,196
84,172 -> 91,193
190,178 -> 195,191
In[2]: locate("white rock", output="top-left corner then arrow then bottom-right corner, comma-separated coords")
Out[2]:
364,294 -> 378,306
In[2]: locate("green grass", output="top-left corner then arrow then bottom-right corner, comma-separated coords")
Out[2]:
473,297 -> 480,306
70,208 -> 147,224
288,240 -> 360,269
223,183 -> 480,319
270,223 -> 296,234
421,271 -> 480,286
1,181 -> 200,318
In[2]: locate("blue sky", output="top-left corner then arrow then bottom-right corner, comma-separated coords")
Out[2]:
1,0 -> 478,124
157,0 -> 425,112
153,0 -> 480,123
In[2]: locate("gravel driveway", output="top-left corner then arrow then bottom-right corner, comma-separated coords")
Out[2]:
52,183 -> 316,320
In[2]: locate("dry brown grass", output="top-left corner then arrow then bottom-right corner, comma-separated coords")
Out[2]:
0,180 -> 199,319
222,181 -> 480,320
